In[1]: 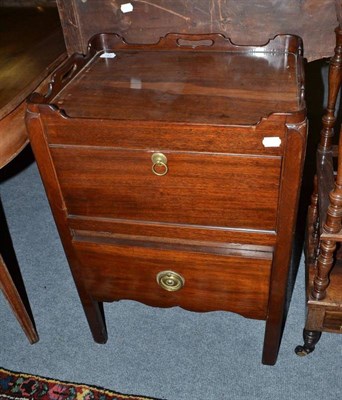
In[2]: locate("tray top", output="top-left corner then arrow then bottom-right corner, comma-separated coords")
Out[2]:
45,33 -> 304,126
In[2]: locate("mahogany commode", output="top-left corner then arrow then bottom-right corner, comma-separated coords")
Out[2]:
26,32 -> 307,365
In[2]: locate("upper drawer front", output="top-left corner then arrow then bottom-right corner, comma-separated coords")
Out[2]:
51,146 -> 281,231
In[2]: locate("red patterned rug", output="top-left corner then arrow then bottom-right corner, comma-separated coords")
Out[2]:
0,368 -> 163,400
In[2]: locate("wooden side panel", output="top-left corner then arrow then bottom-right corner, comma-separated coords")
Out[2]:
262,119 -> 308,365
26,108 -> 108,343
56,0 -> 337,61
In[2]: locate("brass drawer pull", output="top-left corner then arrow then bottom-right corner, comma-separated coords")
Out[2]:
156,270 -> 185,291
151,152 -> 168,176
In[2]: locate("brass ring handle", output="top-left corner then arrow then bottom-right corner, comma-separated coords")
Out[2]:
151,153 -> 168,176
152,161 -> 168,176
156,271 -> 185,292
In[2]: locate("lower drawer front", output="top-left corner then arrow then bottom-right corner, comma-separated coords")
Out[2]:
73,239 -> 272,320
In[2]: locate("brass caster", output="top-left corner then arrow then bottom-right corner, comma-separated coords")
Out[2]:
294,345 -> 313,357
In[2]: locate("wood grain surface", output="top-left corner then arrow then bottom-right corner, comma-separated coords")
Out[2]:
26,31 -> 308,365
0,6 -> 65,168
56,0 -> 339,61
73,237 -> 272,319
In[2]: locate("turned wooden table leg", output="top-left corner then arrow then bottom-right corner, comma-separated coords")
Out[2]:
296,26 -> 342,357
312,26 -> 342,302
306,175 -> 319,264
318,27 -> 342,153
0,253 -> 39,344
295,329 -> 322,356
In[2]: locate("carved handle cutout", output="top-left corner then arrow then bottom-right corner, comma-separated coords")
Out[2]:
61,64 -> 77,84
177,38 -> 214,48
